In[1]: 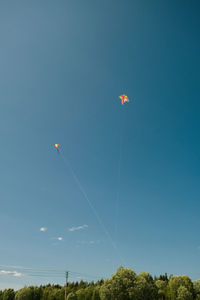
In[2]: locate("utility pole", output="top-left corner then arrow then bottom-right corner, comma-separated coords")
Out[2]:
65,271 -> 68,300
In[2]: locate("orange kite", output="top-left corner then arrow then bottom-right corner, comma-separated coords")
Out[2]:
119,94 -> 129,105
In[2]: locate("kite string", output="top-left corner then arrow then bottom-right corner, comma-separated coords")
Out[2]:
115,126 -> 123,242
60,151 -> 126,266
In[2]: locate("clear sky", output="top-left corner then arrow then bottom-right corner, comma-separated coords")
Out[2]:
0,0 -> 200,290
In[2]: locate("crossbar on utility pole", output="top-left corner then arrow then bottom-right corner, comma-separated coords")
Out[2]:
65,271 -> 68,300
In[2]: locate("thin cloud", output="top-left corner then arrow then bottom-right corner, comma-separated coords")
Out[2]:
50,237 -> 63,241
0,270 -> 23,277
13,272 -> 23,277
69,224 -> 88,232
40,227 -> 47,232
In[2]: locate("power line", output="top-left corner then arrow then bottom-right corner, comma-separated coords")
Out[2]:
0,265 -> 103,281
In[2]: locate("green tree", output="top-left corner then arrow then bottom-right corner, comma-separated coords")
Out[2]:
177,286 -> 193,300
193,280 -> 200,300
99,279 -> 112,300
78,281 -> 88,290
67,292 -> 77,300
92,286 -> 100,300
96,280 -> 104,286
41,287 -> 52,300
76,289 -> 85,300
15,286 -> 41,300
154,274 -> 169,282
100,266 -> 136,300
130,272 -> 158,300
155,280 -> 168,300
84,286 -> 94,300
3,289 -> 15,300
41,286 -> 63,300
168,276 -> 194,300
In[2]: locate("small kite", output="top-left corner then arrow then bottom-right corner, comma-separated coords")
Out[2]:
119,94 -> 129,105
54,144 -> 60,153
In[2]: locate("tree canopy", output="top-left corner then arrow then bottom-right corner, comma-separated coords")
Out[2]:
1,267 -> 200,300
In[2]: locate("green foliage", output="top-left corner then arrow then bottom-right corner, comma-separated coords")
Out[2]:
2,289 -> 15,300
177,285 -> 193,300
95,280 -> 104,286
100,266 -> 136,300
15,286 -> 41,300
155,280 -> 168,299
194,280 -> 200,300
130,272 -> 158,300
41,286 -> 63,300
76,288 -> 85,300
155,273 -> 169,282
91,286 -> 100,300
1,267 -> 200,300
66,292 -> 77,300
78,281 -> 88,290
168,276 -> 194,300
84,286 -> 94,300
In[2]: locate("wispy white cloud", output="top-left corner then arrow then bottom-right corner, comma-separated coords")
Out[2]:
13,272 -> 23,277
0,270 -> 23,277
40,227 -> 47,232
69,224 -> 88,232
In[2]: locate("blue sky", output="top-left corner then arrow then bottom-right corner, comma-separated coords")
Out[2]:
0,0 -> 200,289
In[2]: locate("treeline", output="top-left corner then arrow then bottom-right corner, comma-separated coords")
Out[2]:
1,267 -> 200,300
